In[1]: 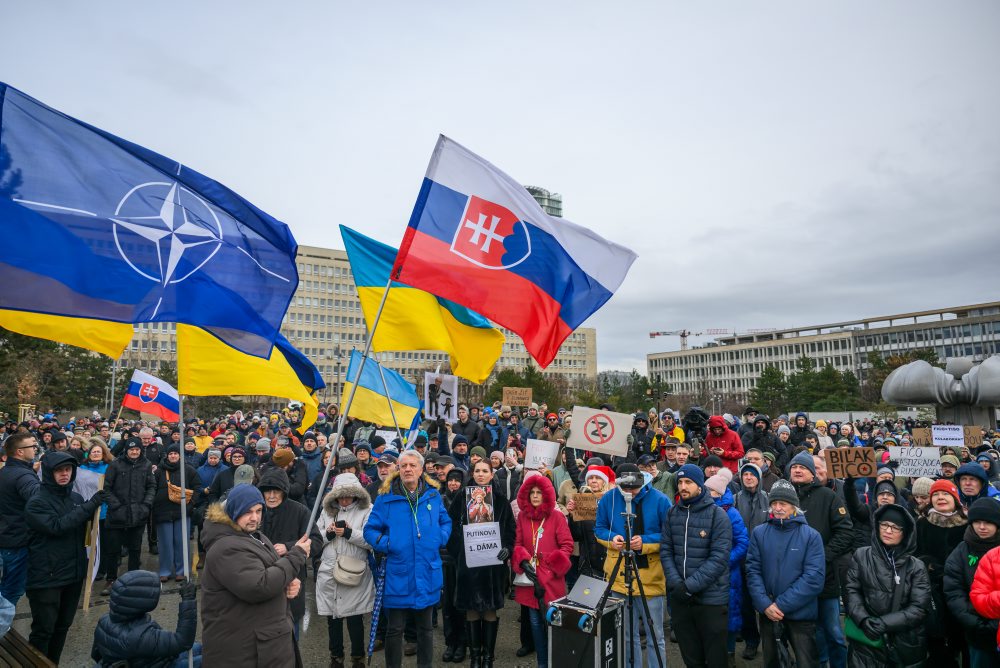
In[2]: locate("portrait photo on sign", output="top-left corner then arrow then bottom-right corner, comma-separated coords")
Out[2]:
466,485 -> 494,523
424,372 -> 458,422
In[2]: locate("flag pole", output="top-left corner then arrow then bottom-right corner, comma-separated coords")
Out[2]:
306,276 -> 394,532
374,361 -> 406,445
176,394 -> 193,668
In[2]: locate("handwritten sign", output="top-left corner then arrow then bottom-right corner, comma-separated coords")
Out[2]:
913,426 -> 982,447
464,522 -> 503,568
502,387 -> 533,407
572,492 -> 604,522
823,447 -> 876,479
524,439 -> 559,471
889,446 -> 941,478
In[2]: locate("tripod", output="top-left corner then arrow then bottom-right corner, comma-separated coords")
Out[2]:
586,496 -> 664,668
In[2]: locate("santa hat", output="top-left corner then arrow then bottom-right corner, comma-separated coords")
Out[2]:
585,465 -> 616,486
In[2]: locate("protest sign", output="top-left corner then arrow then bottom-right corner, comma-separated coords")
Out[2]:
374,429 -> 397,446
502,387 -> 533,407
425,372 -> 458,422
524,439 -> 559,471
889,446 -> 941,478
572,492 -> 604,522
823,447 -> 876,479
913,425 -> 984,447
464,522 -> 503,568
566,405 -> 632,457
466,486 -> 495,523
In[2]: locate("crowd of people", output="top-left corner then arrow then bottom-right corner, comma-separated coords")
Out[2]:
1,402 -> 1000,667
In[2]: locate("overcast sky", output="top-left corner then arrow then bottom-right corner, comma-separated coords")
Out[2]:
3,2 -> 998,372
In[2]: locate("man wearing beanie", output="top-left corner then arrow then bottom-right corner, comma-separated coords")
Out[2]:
661,463 -> 732,668
788,450 -> 853,668
746,479 -> 825,667
946,498 -> 1000,665
201,483 -> 312,666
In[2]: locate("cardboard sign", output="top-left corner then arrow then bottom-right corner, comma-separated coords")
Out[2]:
913,426 -> 983,447
464,522 -> 503,568
524,439 -> 559,471
465,486 -> 495,524
889,446 -> 942,478
566,405 -> 632,457
823,447 -> 876,479
425,372 -> 458,422
502,387 -> 533,407
572,491 -> 604,522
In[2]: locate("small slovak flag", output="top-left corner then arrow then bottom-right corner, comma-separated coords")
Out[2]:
122,370 -> 180,422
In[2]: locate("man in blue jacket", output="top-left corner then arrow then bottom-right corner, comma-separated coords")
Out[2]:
746,479 -> 825,668
364,449 -> 451,668
595,464 -> 671,668
660,464 -> 732,668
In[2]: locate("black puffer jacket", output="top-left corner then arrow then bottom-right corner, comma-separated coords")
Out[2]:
105,453 -> 156,529
660,490 -> 732,606
794,479 -> 854,598
258,468 -> 323,623
943,526 -> 1000,651
844,504 -> 931,668
151,458 -> 202,524
25,451 -> 101,589
0,457 -> 40,548
91,570 -> 196,667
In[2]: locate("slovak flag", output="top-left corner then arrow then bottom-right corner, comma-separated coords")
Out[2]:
392,136 -> 637,368
122,370 -> 180,422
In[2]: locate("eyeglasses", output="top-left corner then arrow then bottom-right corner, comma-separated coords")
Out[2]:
878,522 -> 903,533
18,444 -> 37,450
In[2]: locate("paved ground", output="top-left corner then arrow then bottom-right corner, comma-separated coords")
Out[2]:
12,551 -> 766,667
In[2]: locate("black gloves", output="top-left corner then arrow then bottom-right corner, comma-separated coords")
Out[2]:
86,489 -> 110,510
180,581 -> 197,601
341,526 -> 352,540
862,617 -> 886,640
496,548 -> 510,563
671,583 -> 694,603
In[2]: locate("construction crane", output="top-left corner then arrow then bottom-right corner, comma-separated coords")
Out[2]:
649,328 -> 774,350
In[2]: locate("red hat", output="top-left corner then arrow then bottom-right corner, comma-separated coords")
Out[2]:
930,479 -> 961,506
585,465 -> 616,486
546,413 -> 558,420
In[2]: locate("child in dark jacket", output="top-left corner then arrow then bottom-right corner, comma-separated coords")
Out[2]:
91,570 -> 200,667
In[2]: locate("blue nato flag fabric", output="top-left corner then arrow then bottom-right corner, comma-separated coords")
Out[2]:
0,82 -> 298,357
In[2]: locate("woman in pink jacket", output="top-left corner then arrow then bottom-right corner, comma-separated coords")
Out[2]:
512,473 -> 573,668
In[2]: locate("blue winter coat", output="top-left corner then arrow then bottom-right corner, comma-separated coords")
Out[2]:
745,513 -> 825,621
364,473 -> 451,610
714,489 -> 749,632
195,461 -> 222,490
299,448 -> 324,480
595,483 -> 671,596
660,490 -> 732,606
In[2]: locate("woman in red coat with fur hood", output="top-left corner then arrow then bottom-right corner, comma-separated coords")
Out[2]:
512,473 -> 573,668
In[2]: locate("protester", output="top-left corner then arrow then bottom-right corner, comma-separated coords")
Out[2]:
661,463 -> 733,668
0,432 -> 40,605
364,449 -> 451,668
512,472 -> 573,668
201,483 -> 311,667
91,570 -> 200,667
316,472 -> 374,668
705,473 -> 750,664
745,480 -> 825,668
704,415 -> 744,474
81,437 -> 113,586
25,451 -> 109,663
447,460 -> 515,668
152,444 -> 202,583
945,498 -> 1000,668
567,465 -> 612,578
595,463 -> 670,668
844,503 -> 931,667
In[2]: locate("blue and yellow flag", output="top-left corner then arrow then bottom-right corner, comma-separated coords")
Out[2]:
342,350 -> 419,428
176,325 -> 324,428
341,226 -> 502,384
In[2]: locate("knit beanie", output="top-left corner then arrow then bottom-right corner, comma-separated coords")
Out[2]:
701,455 -> 723,470
789,450 -> 817,477
271,449 -> 294,468
930,479 -> 961,506
768,479 -> 799,507
717,467 -> 734,484
676,463 -> 705,488
470,446 -> 488,460
225,484 -> 264,523
878,504 -> 909,529
777,425 -> 791,436
968,498 -> 1000,528
704,474 -> 729,497
739,462 -> 762,483
910,477 -> 934,497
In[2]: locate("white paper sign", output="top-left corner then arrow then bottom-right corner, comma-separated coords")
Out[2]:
932,425 -> 964,447
565,405 -> 633,457
424,372 -> 459,423
889,446 -> 942,478
524,439 -> 559,470
74,467 -> 103,501
375,429 -> 398,446
464,522 -> 502,568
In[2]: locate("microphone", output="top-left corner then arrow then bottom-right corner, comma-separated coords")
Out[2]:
622,491 -> 633,517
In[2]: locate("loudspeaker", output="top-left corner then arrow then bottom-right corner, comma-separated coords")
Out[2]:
546,595 -> 624,667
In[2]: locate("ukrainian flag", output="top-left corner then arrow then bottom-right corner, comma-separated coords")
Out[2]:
341,226 -> 503,384
342,350 -> 420,428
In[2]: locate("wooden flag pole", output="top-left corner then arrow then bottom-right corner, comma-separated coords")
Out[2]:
81,474 -> 105,611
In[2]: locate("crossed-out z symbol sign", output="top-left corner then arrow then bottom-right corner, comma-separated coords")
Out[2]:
585,414 -> 615,445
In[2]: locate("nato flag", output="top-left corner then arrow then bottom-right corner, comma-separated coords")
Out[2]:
0,82 -> 298,357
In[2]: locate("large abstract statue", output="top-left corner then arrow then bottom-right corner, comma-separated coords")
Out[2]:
882,355 -> 1000,427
